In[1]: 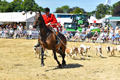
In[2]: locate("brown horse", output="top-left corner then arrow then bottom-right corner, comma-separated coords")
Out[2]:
33,11 -> 67,68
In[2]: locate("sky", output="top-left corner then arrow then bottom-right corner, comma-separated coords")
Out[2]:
6,0 -> 120,13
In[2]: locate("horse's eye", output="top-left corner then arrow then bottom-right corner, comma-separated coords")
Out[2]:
38,17 -> 40,20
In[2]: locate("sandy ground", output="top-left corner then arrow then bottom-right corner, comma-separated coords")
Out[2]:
0,39 -> 120,80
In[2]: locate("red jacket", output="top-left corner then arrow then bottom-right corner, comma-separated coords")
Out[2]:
42,14 -> 57,29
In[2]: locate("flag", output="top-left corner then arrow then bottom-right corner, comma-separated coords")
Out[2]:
104,0 -> 111,5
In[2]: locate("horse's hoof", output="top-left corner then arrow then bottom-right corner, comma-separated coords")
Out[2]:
59,64 -> 63,68
62,62 -> 66,67
41,64 -> 44,67
62,63 -> 66,67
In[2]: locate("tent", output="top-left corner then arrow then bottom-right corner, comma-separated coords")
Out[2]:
0,12 -> 44,22
88,16 -> 102,23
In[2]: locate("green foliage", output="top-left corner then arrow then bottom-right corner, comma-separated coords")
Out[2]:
0,0 -> 44,12
21,0 -> 38,11
55,5 -> 69,13
87,11 -> 96,16
73,8 -> 83,14
9,0 -> 23,12
0,0 -> 11,12
112,1 -> 120,16
61,5 -> 69,13
95,4 -> 110,19
38,6 -> 44,12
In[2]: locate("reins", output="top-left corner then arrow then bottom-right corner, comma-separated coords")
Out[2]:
48,24 -> 67,48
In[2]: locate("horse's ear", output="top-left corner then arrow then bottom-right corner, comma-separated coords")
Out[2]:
38,10 -> 41,13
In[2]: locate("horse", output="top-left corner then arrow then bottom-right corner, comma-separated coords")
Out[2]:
33,11 -> 67,68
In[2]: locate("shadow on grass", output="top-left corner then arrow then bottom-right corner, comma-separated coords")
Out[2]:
63,63 -> 83,69
73,58 -> 90,61
109,55 -> 120,58
101,57 -> 107,59
45,63 -> 83,72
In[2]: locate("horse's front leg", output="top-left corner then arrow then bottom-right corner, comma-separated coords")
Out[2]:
53,46 -> 62,68
41,48 -> 44,67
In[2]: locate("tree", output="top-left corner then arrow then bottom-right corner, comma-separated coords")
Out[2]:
87,10 -> 96,16
67,6 -> 85,13
55,8 -> 63,13
55,5 -> 69,13
73,8 -> 83,14
0,0 -> 11,12
61,5 -> 69,13
38,6 -> 44,12
67,8 -> 73,13
54,7 -> 63,13
112,1 -> 120,16
95,4 -> 110,19
9,0 -> 23,12
21,0 -> 39,11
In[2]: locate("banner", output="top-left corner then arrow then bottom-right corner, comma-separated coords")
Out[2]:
31,30 -> 39,39
104,0 -> 111,5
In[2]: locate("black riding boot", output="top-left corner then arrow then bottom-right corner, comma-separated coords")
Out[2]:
34,40 -> 40,50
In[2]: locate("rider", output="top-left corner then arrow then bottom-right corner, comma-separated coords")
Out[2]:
34,7 -> 60,48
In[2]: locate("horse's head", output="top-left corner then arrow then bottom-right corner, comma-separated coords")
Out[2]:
33,10 -> 42,28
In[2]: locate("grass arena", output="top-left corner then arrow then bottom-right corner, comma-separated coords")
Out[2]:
0,39 -> 120,80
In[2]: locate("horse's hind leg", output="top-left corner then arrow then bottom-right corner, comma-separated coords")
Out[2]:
53,47 -> 62,68
59,47 -> 66,67
41,48 -> 44,67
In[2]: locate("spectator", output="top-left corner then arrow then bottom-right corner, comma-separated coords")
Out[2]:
6,24 -> 9,29
26,28 -> 32,39
19,25 -> 23,38
16,28 -> 20,39
101,27 -> 104,33
81,25 -> 86,33
118,29 -> 120,42
92,31 -> 99,43
111,32 -> 115,44
115,27 -> 119,45
74,30 -> 81,41
13,23 -> 17,31
9,28 -> 14,38
9,24 -> 12,29
14,30 -> 17,39
94,24 -> 97,28
23,29 -> 27,37
80,31 -> 87,42
5,28 -> 9,38
29,23 -> 33,30
0,28 -> 2,38
97,30 -> 104,43
61,26 -> 67,35
2,28 -> 5,38
86,26 -> 91,42
17,24 -> 20,29
20,23 -> 23,29
104,30 -> 109,43
109,27 -> 114,43
90,24 -> 94,30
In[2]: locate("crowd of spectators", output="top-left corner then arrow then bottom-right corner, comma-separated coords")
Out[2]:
0,23 -> 33,39
0,23 -> 120,45
60,24 -> 120,45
